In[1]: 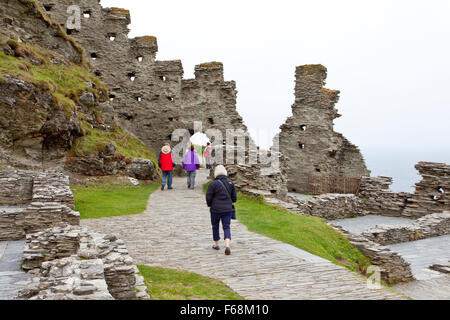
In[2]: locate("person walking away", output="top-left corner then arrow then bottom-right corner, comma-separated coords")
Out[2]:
206,165 -> 237,255
182,145 -> 200,189
204,142 -> 212,169
158,143 -> 176,191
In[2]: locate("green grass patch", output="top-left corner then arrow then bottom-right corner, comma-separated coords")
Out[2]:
137,265 -> 244,300
204,182 -> 370,274
72,182 -> 159,219
70,122 -> 157,161
0,38 -> 106,116
235,194 -> 371,274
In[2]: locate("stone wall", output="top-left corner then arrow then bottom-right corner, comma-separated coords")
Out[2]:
0,168 -> 34,206
21,223 -> 149,300
359,162 -> 450,218
286,193 -> 366,220
19,257 -> 114,300
0,168 -> 80,241
330,225 -> 415,284
43,0 -> 249,154
279,65 -> 370,193
361,212 -> 450,245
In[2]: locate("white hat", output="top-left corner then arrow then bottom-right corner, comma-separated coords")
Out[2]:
214,165 -> 228,178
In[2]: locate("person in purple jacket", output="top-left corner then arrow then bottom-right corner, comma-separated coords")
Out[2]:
182,144 -> 201,189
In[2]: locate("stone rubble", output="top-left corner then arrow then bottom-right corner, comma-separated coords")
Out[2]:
18,256 -> 114,300
361,212 -> 450,245
21,223 -> 150,300
429,261 -> 450,274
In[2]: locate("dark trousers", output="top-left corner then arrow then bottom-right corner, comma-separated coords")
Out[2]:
210,211 -> 232,242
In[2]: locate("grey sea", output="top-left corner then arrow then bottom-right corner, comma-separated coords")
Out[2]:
361,146 -> 450,193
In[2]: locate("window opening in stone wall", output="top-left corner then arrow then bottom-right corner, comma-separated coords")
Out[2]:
431,195 -> 439,201
316,168 -> 321,173
136,97 -> 142,102
43,4 -> 53,11
109,94 -> 116,102
438,187 -> 445,194
167,96 -> 174,102
94,71 -> 101,77
83,11 -> 91,18
300,125 -> 307,131
299,143 -> 305,149
90,53 -> 97,60
137,56 -> 143,63
128,73 -> 136,82
160,76 -> 167,82
108,33 -> 116,41
208,118 -> 214,125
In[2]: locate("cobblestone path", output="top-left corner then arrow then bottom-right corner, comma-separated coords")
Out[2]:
0,241 -> 32,300
82,170 -> 405,300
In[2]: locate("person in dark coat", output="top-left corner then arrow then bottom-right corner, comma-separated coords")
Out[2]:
158,143 -> 176,191
206,165 -> 237,255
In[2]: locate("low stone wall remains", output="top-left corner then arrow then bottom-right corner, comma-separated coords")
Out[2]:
359,162 -> 449,218
330,225 -> 415,284
21,223 -> 149,300
0,168 -> 80,241
361,212 -> 450,245
286,193 -> 366,220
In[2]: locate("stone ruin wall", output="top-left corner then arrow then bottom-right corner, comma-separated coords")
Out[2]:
42,0 -> 249,154
279,65 -> 370,194
359,162 -> 449,218
0,167 -> 80,241
42,0 -> 287,194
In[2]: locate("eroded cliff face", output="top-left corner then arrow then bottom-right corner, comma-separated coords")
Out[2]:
0,0 -> 158,178
42,0 -> 249,154
279,65 -> 370,193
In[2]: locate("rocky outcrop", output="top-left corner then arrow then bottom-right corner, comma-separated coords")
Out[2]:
21,223 -> 149,300
279,65 -> 370,194
0,76 -> 81,169
359,162 -> 450,218
126,158 -> 159,181
286,193 -> 366,220
361,212 -> 450,245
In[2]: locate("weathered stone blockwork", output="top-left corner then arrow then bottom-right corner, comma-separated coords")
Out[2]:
331,225 -> 415,284
359,162 -> 450,218
362,212 -> 450,245
279,65 -> 370,193
0,168 -> 80,241
19,256 -> 114,300
43,1 -> 248,154
286,193 -> 366,220
21,223 -> 149,300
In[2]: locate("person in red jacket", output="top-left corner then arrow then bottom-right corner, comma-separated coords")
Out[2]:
204,142 -> 212,169
158,143 -> 176,191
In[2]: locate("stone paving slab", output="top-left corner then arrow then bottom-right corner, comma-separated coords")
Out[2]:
0,240 -> 32,300
82,170 -> 404,300
387,235 -> 450,281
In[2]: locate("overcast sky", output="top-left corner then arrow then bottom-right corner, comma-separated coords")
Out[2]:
101,0 -> 449,190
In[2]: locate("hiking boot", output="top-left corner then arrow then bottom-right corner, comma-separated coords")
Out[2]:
212,245 -> 220,251
225,247 -> 231,256
161,185 -> 165,191
168,187 -> 173,190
